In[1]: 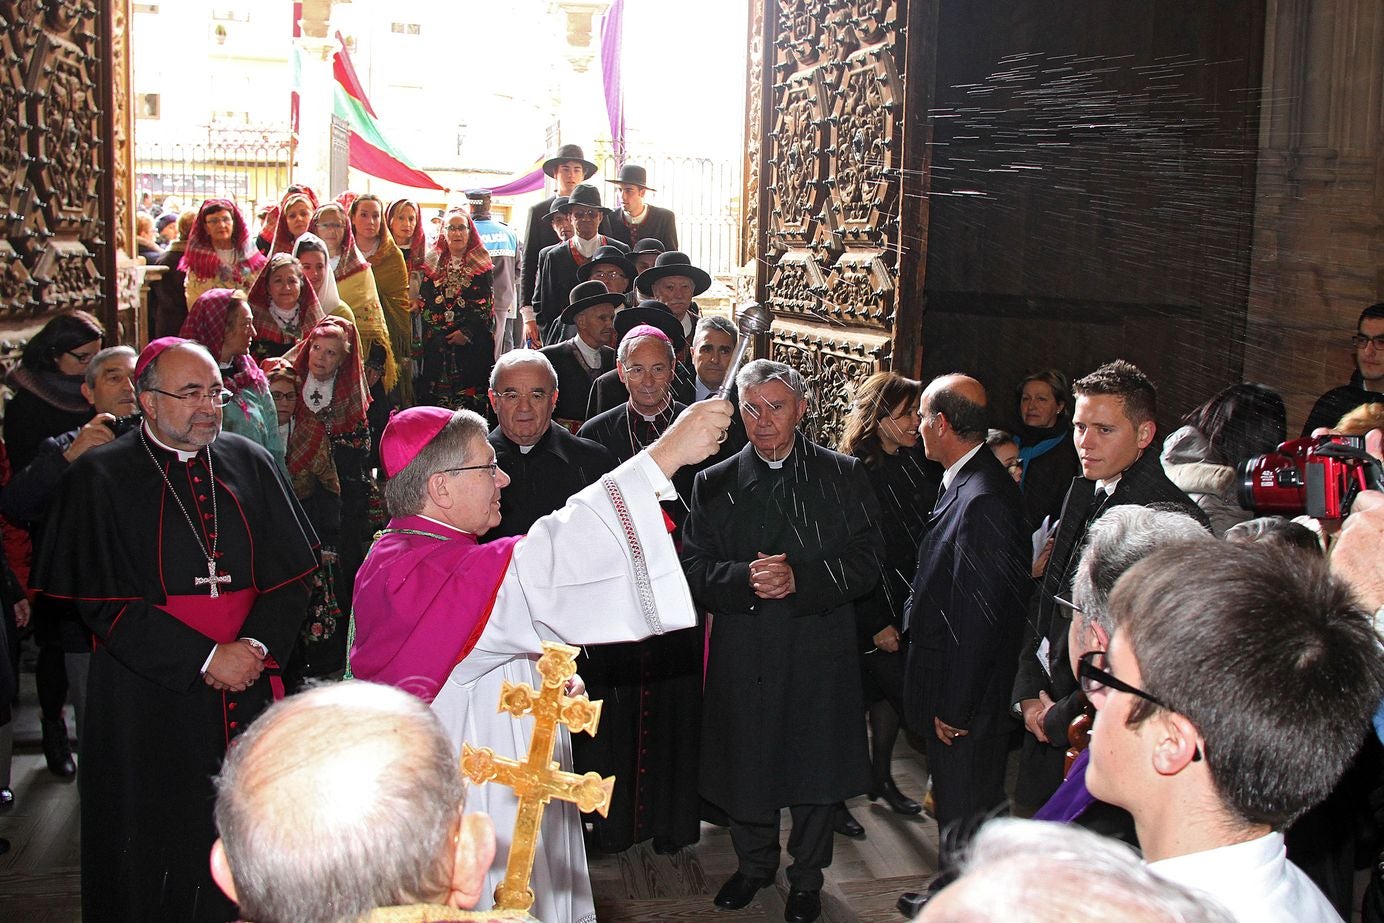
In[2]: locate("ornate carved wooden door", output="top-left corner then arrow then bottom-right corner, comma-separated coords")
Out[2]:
0,0 -> 117,342
744,0 -> 934,445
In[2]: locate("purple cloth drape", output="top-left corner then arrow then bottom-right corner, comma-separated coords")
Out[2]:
486,167 -> 546,197
601,0 -> 626,166
1032,748 -> 1097,823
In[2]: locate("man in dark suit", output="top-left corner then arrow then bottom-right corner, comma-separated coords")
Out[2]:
633,250 -> 710,343
605,164 -> 678,251
533,185 -> 629,343
539,281 -> 621,431
1010,360 -> 1210,810
519,144 -> 609,339
683,360 -> 882,923
903,374 -> 1029,871
585,303 -> 694,417
689,314 -> 746,463
483,349 -> 616,540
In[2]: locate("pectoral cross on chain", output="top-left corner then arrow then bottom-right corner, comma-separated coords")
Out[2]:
461,642 -> 613,913
195,558 -> 232,598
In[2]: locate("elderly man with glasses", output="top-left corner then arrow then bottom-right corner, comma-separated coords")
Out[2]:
31,337 -> 320,922
349,394 -> 731,923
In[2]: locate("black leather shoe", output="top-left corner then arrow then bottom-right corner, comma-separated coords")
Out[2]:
833,805 -> 865,838
870,778 -> 922,815
897,891 -> 930,917
714,871 -> 772,910
784,888 -> 822,923
42,717 -> 76,779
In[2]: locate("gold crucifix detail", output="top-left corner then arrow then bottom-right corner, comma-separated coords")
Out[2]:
460,641 -> 614,913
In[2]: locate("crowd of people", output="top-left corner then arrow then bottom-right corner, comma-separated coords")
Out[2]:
0,142 -> 1381,923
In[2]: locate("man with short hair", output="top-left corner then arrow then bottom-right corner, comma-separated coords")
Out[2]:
903,375 -> 1028,874
1303,302 -> 1384,435
211,681 -> 535,922
32,338 -> 319,922
350,394 -> 732,923
633,250 -> 711,341
521,145 -> 609,342
1011,359 -> 1208,810
690,314 -> 746,457
1085,542 -> 1384,921
485,349 -> 616,539
533,185 -> 630,345
3,346 -> 139,752
584,303 -> 695,418
684,359 -> 882,923
540,281 -> 621,430
605,164 -> 678,250
467,189 -> 522,359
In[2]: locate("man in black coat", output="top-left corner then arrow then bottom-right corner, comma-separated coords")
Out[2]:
519,144 -> 609,329
483,349 -> 616,540
533,184 -> 628,342
539,281 -> 621,431
633,250 -> 709,343
585,303 -> 694,418
1302,301 -> 1384,435
605,164 -> 679,251
683,359 -> 882,923
903,375 -> 1029,875
1010,360 -> 1210,810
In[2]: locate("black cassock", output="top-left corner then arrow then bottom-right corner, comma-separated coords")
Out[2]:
539,338 -> 616,428
483,424 -> 617,540
682,436 -> 881,818
575,401 -> 704,851
32,428 -> 317,923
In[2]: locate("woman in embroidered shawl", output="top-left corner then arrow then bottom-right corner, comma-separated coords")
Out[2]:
282,317 -> 372,646
180,199 -> 266,308
310,203 -> 398,395
179,288 -> 283,466
268,188 -> 318,255
416,209 -> 495,415
353,193 -> 415,409
244,252 -> 325,364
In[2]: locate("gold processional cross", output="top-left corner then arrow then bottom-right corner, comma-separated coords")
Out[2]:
460,641 -> 614,913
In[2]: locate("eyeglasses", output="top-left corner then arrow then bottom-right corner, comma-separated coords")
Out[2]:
445,224 -> 470,233
148,388 -> 235,407
65,349 -> 98,365
435,462 -> 501,478
591,268 -> 627,279
1078,650 -> 1203,762
492,389 -> 552,404
270,390 -> 297,403
1352,334 -> 1384,351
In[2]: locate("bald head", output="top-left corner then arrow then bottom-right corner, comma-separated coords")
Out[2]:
920,373 -> 990,465
213,682 -> 490,923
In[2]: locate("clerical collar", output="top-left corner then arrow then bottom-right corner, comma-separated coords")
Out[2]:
941,443 -> 984,491
571,234 -> 601,258
142,421 -> 202,462
304,373 -> 336,412
573,336 -> 603,368
519,443 -> 536,454
754,444 -> 794,469
416,513 -> 471,537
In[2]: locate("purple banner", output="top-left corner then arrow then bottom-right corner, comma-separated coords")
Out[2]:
486,167 -> 546,197
601,0 -> 625,166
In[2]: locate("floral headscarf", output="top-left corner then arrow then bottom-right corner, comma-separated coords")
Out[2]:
179,288 -> 268,395
244,252 -> 325,347
282,317 -> 371,476
269,189 -> 321,255
425,209 -> 493,286
179,198 -> 265,281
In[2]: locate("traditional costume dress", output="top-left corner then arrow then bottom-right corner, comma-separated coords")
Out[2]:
417,215 -> 496,416
283,318 -> 371,675
180,198 -> 267,308
30,358 -> 317,920
362,218 -> 416,408
350,407 -> 699,923
245,251 -> 325,365
180,288 -> 284,466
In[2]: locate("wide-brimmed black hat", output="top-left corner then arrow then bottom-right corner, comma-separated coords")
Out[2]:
543,196 -> 570,221
615,301 -> 686,353
606,164 -> 655,191
560,184 -> 609,214
577,245 -> 636,284
542,144 -> 599,180
631,237 -> 666,255
634,250 -> 711,295
560,280 -> 626,325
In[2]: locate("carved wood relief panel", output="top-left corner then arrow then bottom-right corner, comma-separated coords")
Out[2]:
750,0 -> 911,439
0,0 -> 111,330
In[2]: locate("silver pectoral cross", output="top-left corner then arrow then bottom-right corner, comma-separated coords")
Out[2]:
195,558 -> 232,598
